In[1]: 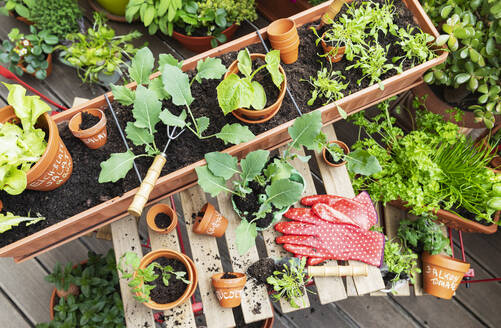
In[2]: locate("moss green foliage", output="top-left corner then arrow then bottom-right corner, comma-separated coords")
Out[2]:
31,0 -> 82,40
421,0 -> 501,128
198,0 -> 257,25
37,250 -> 125,328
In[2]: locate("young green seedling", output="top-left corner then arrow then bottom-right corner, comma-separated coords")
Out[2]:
302,65 -> 348,106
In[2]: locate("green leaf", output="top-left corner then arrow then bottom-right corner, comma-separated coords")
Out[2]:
287,111 -> 323,151
250,81 -> 266,110
125,122 -> 154,147
99,151 -> 136,183
161,64 -> 194,106
236,219 -> 257,255
159,109 -> 186,128
216,123 -> 255,145
158,53 -> 182,68
111,84 -> 135,106
196,117 -> 210,134
435,35 -> 449,46
195,57 -> 227,83
241,149 -> 269,182
264,160 -> 294,183
266,179 -> 303,209
195,166 -> 228,197
132,85 -> 162,134
237,49 -> 252,78
2,83 -> 50,131
346,149 -> 382,176
440,5 -> 453,19
205,152 -> 238,180
486,38 -> 496,56
149,77 -> 170,100
143,6 -> 155,26
469,48 -> 480,63
2,168 -> 27,195
455,73 -> 470,84
453,28 -> 469,39
468,76 -> 478,91
265,50 -> 284,88
217,74 -> 253,115
129,48 -> 154,85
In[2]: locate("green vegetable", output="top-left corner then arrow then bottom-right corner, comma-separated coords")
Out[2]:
217,49 -> 284,114
487,197 -> 501,211
493,183 -> 501,196
0,211 -> 45,233
267,257 -> 312,308
397,216 -> 451,255
0,83 -> 50,195
44,262 -> 76,292
31,0 -> 82,40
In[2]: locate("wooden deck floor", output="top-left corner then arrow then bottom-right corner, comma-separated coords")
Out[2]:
1,1 -> 501,327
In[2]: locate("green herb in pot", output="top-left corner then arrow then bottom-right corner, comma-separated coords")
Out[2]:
397,216 -> 451,255
31,0 -> 82,40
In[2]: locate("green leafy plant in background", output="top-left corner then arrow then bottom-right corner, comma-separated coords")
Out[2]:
37,250 -> 125,328
217,48 -> 284,114
57,13 -> 142,85
393,26 -> 438,72
100,47 -> 254,183
397,215 -> 452,255
45,262 -> 76,293
117,252 -> 190,303
0,212 -> 45,233
31,0 -> 82,40
302,65 -> 348,106
0,83 -> 50,195
421,0 -> 501,128
383,238 -> 421,286
125,0 -> 183,35
0,27 -> 58,80
267,257 -> 312,308
0,0 -> 35,19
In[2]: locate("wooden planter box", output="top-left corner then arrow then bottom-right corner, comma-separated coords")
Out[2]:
256,0 -> 313,21
0,0 -> 447,262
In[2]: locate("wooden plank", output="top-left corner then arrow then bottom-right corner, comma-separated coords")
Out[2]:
0,289 -> 31,328
315,124 -> 385,296
370,202 -> 387,296
110,215 -> 155,328
217,187 -> 273,324
36,239 -> 90,270
148,198 -> 197,328
180,186 -> 235,328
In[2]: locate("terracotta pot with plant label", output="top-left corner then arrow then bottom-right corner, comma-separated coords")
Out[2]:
321,32 -> 346,63
0,105 -> 73,191
68,109 -> 108,149
172,24 -> 239,53
323,140 -> 350,167
146,203 -> 178,234
211,272 -> 246,308
193,203 -> 228,237
422,252 -> 469,299
267,18 -> 300,64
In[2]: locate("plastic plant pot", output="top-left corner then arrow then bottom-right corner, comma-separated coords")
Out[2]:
172,24 -> 238,53
146,203 -> 178,234
211,272 -> 247,308
422,252 -> 470,300
323,140 -> 350,167
68,108 -> 108,149
193,203 -> 228,237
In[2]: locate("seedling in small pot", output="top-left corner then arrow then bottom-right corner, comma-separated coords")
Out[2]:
321,138 -> 381,176
45,262 -> 79,299
381,238 -> 420,293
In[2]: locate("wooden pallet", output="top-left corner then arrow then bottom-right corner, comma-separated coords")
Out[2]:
111,123 -> 384,327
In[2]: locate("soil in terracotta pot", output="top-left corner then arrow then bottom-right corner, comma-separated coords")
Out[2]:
221,272 -> 238,279
247,258 -> 280,286
79,112 -> 100,130
233,181 -> 277,228
325,150 -> 344,164
0,0 -> 423,247
154,213 -> 172,229
147,257 -> 189,304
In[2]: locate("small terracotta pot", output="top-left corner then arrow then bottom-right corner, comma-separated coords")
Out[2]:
323,140 -> 350,167
225,54 -> 287,124
135,249 -> 198,311
267,18 -> 300,64
422,252 -> 469,299
146,203 -> 178,234
49,260 -> 87,320
321,0 -> 348,24
321,32 -> 346,63
8,11 -> 34,25
18,53 -> 53,79
88,0 -> 128,22
211,272 -> 247,308
193,203 -> 228,237
0,105 -> 73,191
172,24 -> 238,53
68,108 -> 108,149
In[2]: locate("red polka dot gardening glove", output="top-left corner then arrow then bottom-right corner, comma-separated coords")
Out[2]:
274,192 -> 385,267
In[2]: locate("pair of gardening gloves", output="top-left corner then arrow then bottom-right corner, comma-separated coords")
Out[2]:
274,192 -> 384,267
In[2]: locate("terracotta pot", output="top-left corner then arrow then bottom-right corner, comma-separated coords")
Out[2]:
193,203 -> 228,237
388,200 -> 499,234
422,252 -> 469,299
267,19 -> 300,64
412,83 -> 501,128
68,108 -> 108,149
88,0 -> 128,22
18,53 -> 53,79
225,54 -> 287,124
0,105 -> 73,191
8,11 -> 34,25
172,24 -> 238,53
50,260 -> 87,320
321,32 -> 346,63
323,140 -> 349,167
135,249 -> 197,310
211,272 -> 247,308
256,0 -> 312,21
321,0 -> 349,24
146,203 -> 178,234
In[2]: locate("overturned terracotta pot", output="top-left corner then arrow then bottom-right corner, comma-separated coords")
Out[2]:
193,203 -> 228,237
69,108 -> 108,149
146,203 -> 178,234
212,272 -> 246,308
422,252 -> 469,300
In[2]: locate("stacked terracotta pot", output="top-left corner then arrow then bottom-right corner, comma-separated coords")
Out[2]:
267,18 -> 300,64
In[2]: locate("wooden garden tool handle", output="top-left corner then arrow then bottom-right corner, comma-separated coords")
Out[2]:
320,0 -> 347,26
307,265 -> 368,277
128,154 -> 166,218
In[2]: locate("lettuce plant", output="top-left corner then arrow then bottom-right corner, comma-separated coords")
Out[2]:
0,82 -> 51,195
217,49 -> 284,114
267,257 -> 312,308
302,65 -> 349,106
99,48 -> 254,183
0,211 -> 45,233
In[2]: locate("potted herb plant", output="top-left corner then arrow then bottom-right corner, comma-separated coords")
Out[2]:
217,49 -> 286,124
30,0 -> 83,40
397,215 -> 452,256
0,0 -> 35,24
57,13 -> 142,85
211,272 -> 247,308
421,252 -> 470,299
118,250 -> 197,310
0,27 -> 58,80
381,238 -> 421,293
0,83 -> 73,194
45,262 -> 79,299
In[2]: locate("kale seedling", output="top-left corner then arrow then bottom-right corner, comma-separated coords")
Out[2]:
267,257 -> 312,308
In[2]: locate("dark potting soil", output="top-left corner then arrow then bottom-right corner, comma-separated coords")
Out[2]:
79,111 -> 100,130
451,205 -> 495,227
325,150 -> 344,165
233,181 -> 277,228
154,212 -> 172,229
221,272 -> 238,279
0,0 -> 424,247
252,58 -> 280,109
247,258 -> 280,286
428,83 -> 481,112
147,257 -> 189,304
